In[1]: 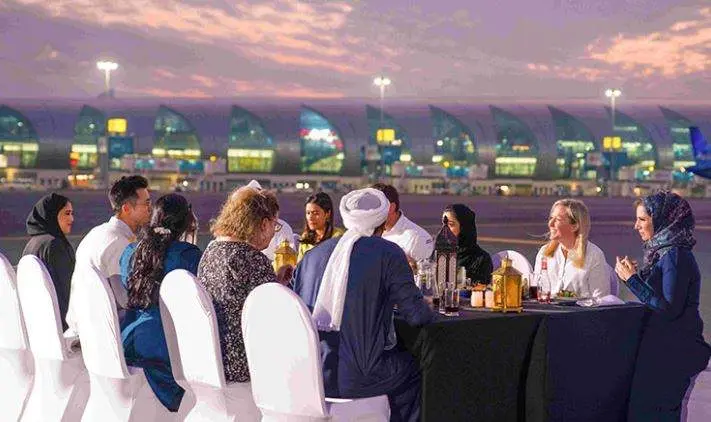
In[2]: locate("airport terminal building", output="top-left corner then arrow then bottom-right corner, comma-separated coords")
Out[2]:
1,98 -> 709,195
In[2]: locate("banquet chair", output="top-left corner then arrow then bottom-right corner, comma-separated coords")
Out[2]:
159,269 -> 260,422
242,283 -> 390,422
71,263 -> 180,422
16,255 -> 90,422
682,363 -> 711,421
0,252 -> 34,421
493,250 -> 533,275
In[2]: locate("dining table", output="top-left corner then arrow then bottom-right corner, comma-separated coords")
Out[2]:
395,301 -> 648,422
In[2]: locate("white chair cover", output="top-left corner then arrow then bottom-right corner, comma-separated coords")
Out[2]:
493,250 -> 534,275
683,364 -> 711,421
242,283 -> 389,422
0,252 -> 34,420
159,269 -> 260,422
17,255 -> 89,422
71,263 -> 178,421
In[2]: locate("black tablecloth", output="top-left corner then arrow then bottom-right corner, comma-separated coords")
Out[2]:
395,303 -> 647,422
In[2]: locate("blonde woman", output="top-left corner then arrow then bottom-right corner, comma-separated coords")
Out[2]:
198,187 -> 291,384
533,199 -> 610,298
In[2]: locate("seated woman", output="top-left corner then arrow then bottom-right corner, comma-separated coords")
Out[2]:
198,187 -> 292,384
298,192 -> 345,262
23,193 -> 75,331
442,204 -> 493,284
120,193 -> 201,412
534,199 -> 609,298
615,191 -> 710,421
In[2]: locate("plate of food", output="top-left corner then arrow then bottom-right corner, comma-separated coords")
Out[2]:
552,290 -> 579,305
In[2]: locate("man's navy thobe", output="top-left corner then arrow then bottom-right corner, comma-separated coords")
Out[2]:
293,236 -> 436,422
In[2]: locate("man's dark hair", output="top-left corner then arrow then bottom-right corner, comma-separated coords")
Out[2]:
371,183 -> 400,212
109,175 -> 149,214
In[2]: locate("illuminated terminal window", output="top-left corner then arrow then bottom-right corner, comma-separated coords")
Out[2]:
300,107 -> 345,174
549,106 -> 597,180
153,105 -> 202,171
72,105 -> 106,169
0,105 -> 39,168
660,107 -> 695,167
606,107 -> 657,177
491,106 -> 538,177
228,106 -> 275,173
430,106 -> 477,177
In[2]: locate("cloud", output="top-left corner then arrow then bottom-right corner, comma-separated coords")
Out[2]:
8,0 -> 382,75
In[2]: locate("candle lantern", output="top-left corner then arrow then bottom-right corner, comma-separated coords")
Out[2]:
434,220 -> 458,291
273,239 -> 297,272
491,257 -> 523,313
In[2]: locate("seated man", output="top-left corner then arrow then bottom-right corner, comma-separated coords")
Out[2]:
293,188 -> 436,422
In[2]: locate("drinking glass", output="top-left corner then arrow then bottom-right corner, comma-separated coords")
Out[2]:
537,272 -> 551,304
443,285 -> 460,316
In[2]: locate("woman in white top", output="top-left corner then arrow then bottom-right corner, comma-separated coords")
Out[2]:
534,199 -> 610,298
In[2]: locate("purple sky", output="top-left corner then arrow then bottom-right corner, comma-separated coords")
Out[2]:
1,0 -> 710,100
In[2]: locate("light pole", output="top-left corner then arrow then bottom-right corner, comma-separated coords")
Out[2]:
373,76 -> 391,131
97,61 -> 119,96
605,88 -> 622,197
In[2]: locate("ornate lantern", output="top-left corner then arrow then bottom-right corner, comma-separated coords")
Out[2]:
434,220 -> 458,291
491,257 -> 523,313
273,240 -> 297,272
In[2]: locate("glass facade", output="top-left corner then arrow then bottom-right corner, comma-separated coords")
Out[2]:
366,105 -> 410,175
71,105 -> 105,169
0,105 -> 38,168
660,107 -> 695,165
491,106 -> 538,177
606,107 -> 657,178
227,106 -> 275,173
430,106 -> 476,177
153,106 -> 202,172
300,107 -> 345,174
549,106 -> 597,180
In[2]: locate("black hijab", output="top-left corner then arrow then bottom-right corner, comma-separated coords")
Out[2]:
26,193 -> 71,243
446,204 -> 493,283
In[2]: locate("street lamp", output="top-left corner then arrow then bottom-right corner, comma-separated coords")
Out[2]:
605,88 -> 622,197
97,61 -> 119,96
373,76 -> 392,130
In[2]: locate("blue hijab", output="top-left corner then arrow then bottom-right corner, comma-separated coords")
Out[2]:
640,191 -> 696,278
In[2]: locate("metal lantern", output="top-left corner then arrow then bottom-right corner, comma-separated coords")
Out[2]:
491,257 -> 523,313
434,222 -> 458,291
273,239 -> 297,272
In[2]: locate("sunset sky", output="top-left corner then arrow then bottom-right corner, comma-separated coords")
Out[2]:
1,0 -> 710,99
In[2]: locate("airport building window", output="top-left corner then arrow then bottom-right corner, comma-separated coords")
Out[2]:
366,105 -> 409,175
491,106 -> 538,177
606,107 -> 657,177
660,107 -> 696,165
0,105 -> 39,168
72,105 -> 105,169
549,106 -> 597,180
153,105 -> 202,162
300,107 -> 345,174
430,106 -> 477,177
228,106 -> 275,173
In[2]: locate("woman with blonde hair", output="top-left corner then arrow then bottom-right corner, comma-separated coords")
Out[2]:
533,198 -> 610,298
198,186 -> 292,384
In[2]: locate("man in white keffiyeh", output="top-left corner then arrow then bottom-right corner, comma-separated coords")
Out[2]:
293,188 -> 436,422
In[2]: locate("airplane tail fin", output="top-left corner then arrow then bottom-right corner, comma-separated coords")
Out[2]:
689,126 -> 708,159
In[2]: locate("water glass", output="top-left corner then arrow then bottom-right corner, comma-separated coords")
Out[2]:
443,287 -> 460,316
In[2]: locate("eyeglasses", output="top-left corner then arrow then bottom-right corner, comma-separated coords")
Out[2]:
274,220 -> 283,233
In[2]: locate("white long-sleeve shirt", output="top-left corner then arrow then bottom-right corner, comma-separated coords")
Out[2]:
533,240 -> 610,299
382,212 -> 434,262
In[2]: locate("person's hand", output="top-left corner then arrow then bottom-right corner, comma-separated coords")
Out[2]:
615,256 -> 636,282
275,265 -> 294,286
